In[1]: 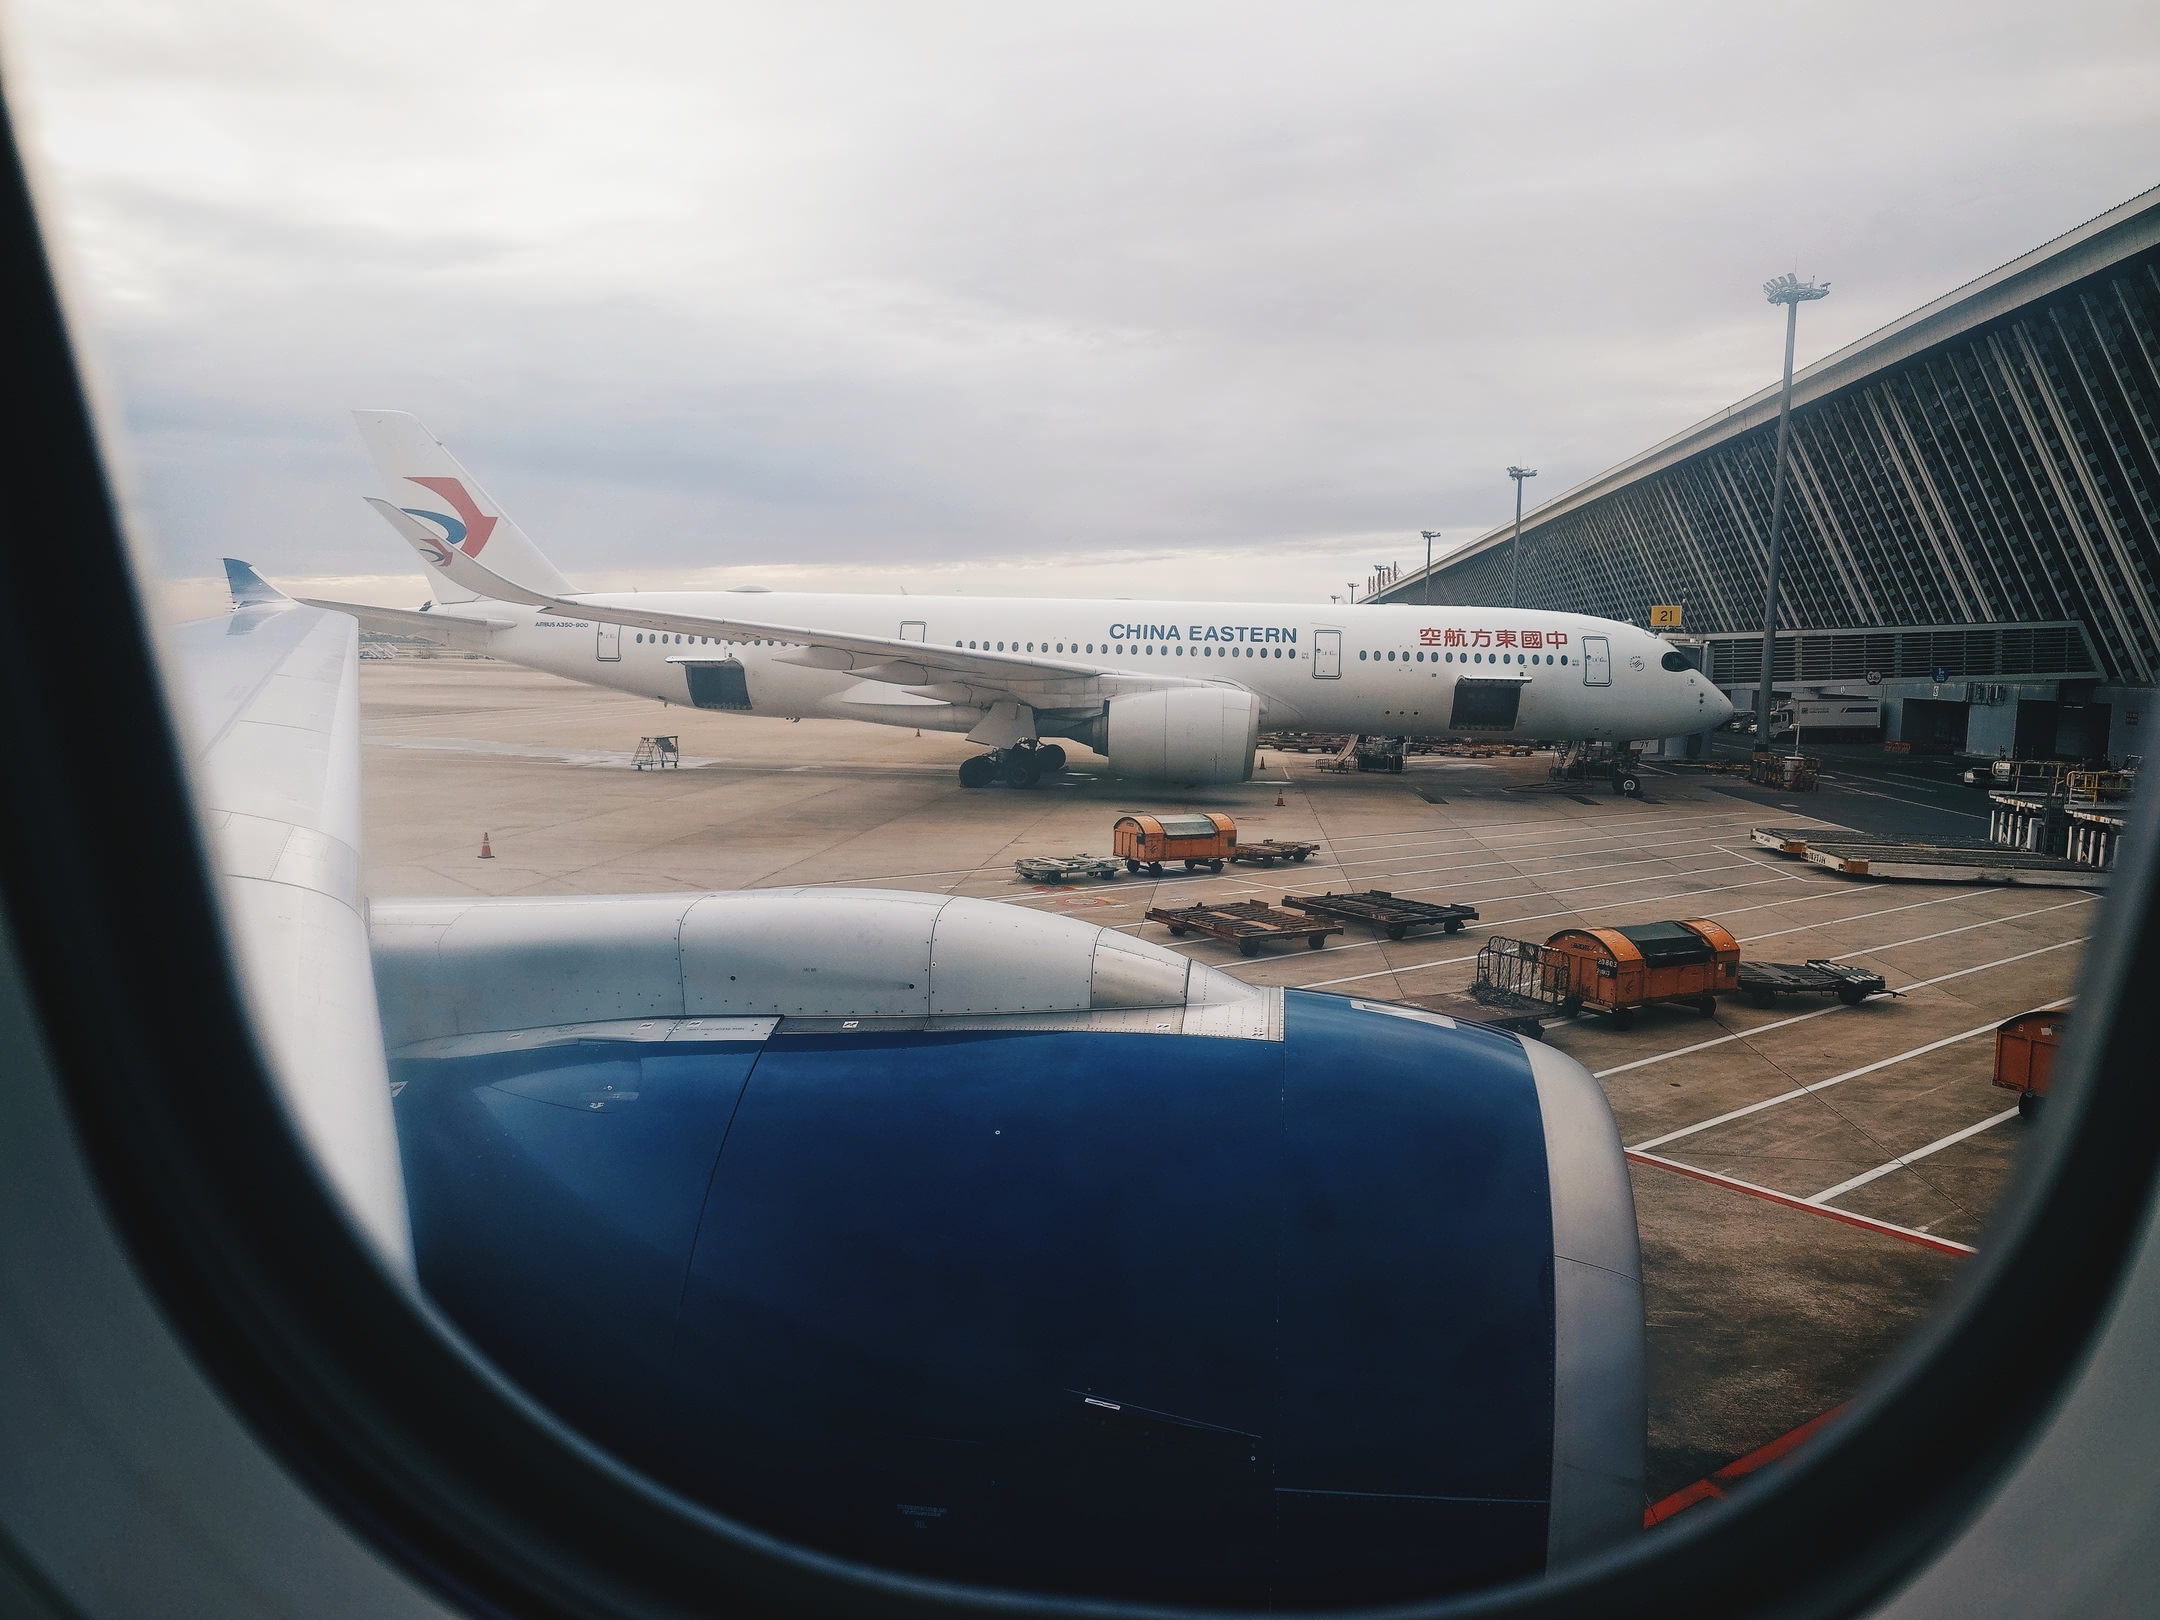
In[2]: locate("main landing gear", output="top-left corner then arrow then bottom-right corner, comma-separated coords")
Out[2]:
958,742 -> 1067,789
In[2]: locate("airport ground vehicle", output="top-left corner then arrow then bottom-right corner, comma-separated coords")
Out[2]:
1114,811 -> 1237,873
1229,837 -> 1319,865
1474,919 -> 1740,1029
1282,890 -> 1476,939
1736,959 -> 1892,1008
1546,739 -> 1647,796
1144,898 -> 1343,956
1013,854 -> 1123,882
1996,1007 -> 2068,1120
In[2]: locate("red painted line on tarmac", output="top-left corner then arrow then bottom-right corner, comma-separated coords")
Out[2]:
1644,1403 -> 1851,1528
1625,1151 -> 1977,1257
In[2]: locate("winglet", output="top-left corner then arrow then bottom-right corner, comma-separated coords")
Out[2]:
223,557 -> 289,608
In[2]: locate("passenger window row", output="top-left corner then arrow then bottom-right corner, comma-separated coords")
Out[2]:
1357,649 -> 1568,666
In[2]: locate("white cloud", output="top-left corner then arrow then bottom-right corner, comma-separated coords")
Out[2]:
11,0 -> 2158,602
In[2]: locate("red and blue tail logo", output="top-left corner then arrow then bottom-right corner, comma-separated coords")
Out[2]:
400,477 -> 499,560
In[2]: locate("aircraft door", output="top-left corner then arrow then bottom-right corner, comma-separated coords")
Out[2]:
596,623 -> 621,662
899,620 -> 927,641
1313,629 -> 1342,679
1582,635 -> 1611,687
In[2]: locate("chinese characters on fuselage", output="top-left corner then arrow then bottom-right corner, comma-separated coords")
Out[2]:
1420,628 -> 1569,649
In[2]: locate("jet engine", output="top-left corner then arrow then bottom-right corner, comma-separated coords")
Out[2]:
1101,686 -> 1261,783
377,890 -> 1642,1606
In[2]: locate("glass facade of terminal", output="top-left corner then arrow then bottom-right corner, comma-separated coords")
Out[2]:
1389,242 -> 2160,688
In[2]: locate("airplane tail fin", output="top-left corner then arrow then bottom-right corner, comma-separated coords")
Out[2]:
223,557 -> 289,608
362,497 -> 483,605
351,410 -> 575,602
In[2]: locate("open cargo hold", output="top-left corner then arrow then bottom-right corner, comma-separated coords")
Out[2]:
1114,812 -> 1237,874
1282,890 -> 1477,940
1146,900 -> 1343,957
1474,919 -> 1740,1029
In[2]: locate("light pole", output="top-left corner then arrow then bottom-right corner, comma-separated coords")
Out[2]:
1753,273 -> 1830,756
1421,530 -> 1441,606
1506,467 -> 1537,607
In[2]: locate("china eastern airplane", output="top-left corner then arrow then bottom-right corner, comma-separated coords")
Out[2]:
308,410 -> 1731,787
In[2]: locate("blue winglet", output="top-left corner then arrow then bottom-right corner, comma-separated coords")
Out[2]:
223,557 -> 288,607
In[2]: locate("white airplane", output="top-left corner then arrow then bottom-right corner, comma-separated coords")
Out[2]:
311,410 -> 1732,787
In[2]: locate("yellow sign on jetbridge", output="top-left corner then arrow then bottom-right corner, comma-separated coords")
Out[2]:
1649,604 -> 1684,628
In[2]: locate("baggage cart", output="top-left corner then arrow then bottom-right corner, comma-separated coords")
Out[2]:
1230,838 -> 1319,866
1994,1008 -> 2067,1120
1475,919 -> 1739,1029
1736,959 -> 1893,1008
1013,854 -> 1125,883
1145,900 -> 1342,957
1114,812 -> 1237,874
1281,889 -> 1477,940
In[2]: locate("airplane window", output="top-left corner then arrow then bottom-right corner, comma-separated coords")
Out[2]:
16,23 -> 2160,1620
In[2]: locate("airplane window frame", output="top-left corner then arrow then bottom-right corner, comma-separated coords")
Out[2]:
3,82 -> 2159,1620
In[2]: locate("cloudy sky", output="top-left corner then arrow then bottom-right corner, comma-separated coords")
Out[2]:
8,0 -> 2158,610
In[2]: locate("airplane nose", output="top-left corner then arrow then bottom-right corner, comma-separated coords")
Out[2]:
1708,687 -> 1735,726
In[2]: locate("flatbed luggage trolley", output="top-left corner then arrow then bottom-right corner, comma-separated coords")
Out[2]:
1114,812 -> 1238,875
1736,959 -> 1893,1008
1145,900 -> 1343,957
1231,838 -> 1320,866
1282,890 -> 1477,940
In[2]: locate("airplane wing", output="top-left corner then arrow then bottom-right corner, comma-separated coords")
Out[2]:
296,596 -> 510,654
362,496 -> 1239,716
170,583 -> 412,1277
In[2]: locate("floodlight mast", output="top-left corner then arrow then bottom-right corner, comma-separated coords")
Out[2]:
1420,530 -> 1442,606
1754,273 -> 1830,754
1506,467 -> 1537,607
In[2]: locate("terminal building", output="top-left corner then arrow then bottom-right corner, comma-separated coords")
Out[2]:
1372,187 -> 2160,763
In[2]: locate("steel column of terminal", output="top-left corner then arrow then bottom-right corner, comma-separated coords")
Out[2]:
1753,273 -> 1830,754
1507,466 -> 1537,608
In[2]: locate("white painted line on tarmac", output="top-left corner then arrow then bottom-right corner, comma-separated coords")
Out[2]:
1807,1108 -> 2025,1205
1598,943 -> 2086,1085
1626,1151 -> 1977,1257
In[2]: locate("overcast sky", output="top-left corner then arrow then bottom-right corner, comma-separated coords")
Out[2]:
8,0 -> 2159,609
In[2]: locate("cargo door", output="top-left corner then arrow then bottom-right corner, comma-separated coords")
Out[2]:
1448,679 -> 1521,731
596,622 -> 621,662
686,662 -> 752,711
1313,629 -> 1341,679
1582,635 -> 1610,687
899,620 -> 927,641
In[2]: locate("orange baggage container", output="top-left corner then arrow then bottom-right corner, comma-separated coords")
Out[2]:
1114,812 -> 1237,875
1994,1008 -> 2065,1119
1539,919 -> 1740,1029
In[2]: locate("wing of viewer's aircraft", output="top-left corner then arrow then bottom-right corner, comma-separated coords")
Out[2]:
142,561 -> 1649,1604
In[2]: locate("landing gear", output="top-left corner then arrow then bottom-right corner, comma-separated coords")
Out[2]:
1611,771 -> 1642,797
958,741 -> 1062,789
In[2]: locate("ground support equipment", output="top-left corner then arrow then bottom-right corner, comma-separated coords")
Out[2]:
1012,855 -> 1124,883
632,735 -> 679,770
1146,901 -> 1342,957
1281,889 -> 1476,940
1230,839 -> 1319,866
1736,959 -> 1894,1009
1751,826 -> 2104,887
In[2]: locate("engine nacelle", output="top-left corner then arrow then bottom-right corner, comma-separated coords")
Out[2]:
1103,686 -> 1261,783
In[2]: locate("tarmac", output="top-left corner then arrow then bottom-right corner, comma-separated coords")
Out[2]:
362,658 -> 2098,1520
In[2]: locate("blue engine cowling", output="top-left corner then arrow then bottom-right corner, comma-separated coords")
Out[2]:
377,892 -> 1642,1606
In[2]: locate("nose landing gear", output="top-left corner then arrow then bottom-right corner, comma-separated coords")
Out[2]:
957,741 -> 1067,789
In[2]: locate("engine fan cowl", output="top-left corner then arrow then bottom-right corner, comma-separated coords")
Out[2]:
1104,686 -> 1261,783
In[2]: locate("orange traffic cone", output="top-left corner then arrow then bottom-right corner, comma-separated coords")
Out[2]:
479,832 -> 495,859
1275,788 -> 1287,807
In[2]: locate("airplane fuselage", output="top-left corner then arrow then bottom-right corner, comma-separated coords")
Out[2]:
434,590 -> 1729,745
